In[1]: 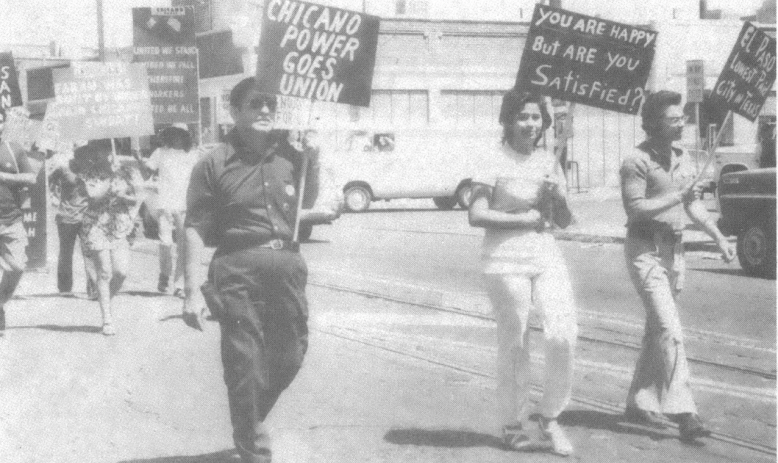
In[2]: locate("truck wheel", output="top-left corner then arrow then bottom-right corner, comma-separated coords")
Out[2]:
737,221 -> 776,279
433,196 -> 457,210
456,182 -> 473,209
298,223 -> 313,242
344,185 -> 371,212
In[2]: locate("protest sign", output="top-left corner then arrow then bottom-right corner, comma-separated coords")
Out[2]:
256,0 -> 380,108
3,107 -> 41,150
36,104 -> 77,153
50,62 -> 154,140
515,4 -> 656,115
133,6 -> 200,124
0,52 -> 23,116
23,159 -> 47,270
709,22 -> 776,122
686,60 -> 705,104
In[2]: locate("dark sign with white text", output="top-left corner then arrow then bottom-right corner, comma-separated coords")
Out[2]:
133,7 -> 200,124
515,4 -> 656,115
0,52 -> 22,117
256,0 -> 380,107
710,22 -> 776,122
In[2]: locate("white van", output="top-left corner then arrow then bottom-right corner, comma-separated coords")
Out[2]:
328,129 -> 482,212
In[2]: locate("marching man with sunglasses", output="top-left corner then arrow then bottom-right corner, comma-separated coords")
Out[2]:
182,77 -> 320,463
620,90 -> 735,441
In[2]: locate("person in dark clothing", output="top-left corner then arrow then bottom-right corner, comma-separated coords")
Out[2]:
0,111 -> 37,335
182,77 -> 320,463
49,149 -> 97,298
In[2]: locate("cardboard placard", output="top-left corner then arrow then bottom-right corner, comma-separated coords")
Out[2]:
36,104 -> 77,153
133,6 -> 200,124
50,62 -> 155,140
0,52 -> 23,116
515,4 -> 656,115
256,0 -> 380,108
709,22 -> 776,122
686,60 -> 705,104
3,107 -> 41,150
23,163 -> 47,270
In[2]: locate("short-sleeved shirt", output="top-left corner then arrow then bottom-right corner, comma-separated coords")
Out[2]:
471,143 -> 564,274
185,130 -> 309,250
620,142 -> 697,231
49,153 -> 89,224
0,139 -> 32,226
147,147 -> 200,212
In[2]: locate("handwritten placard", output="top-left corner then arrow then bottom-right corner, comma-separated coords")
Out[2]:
133,6 -> 200,124
0,52 -> 23,116
256,0 -> 380,107
3,107 -> 40,150
50,62 -> 154,140
515,4 -> 656,115
709,22 -> 776,122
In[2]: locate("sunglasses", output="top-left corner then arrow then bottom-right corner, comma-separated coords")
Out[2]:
246,96 -> 277,112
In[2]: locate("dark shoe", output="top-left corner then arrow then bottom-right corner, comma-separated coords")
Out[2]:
678,414 -> 711,441
158,274 -> 169,293
624,407 -> 669,429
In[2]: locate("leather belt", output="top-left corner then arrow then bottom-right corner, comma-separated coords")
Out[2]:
258,238 -> 299,252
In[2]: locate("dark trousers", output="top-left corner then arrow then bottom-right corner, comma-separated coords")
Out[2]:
57,220 -> 96,293
210,246 -> 309,463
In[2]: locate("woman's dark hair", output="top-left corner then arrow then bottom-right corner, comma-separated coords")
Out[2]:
70,139 -> 113,179
641,90 -> 682,137
159,126 -> 192,151
499,89 -> 552,146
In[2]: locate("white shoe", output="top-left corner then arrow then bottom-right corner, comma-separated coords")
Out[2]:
538,416 -> 573,456
502,424 -> 548,452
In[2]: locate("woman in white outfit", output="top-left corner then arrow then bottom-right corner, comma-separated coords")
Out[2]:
136,124 -> 199,296
468,89 -> 578,456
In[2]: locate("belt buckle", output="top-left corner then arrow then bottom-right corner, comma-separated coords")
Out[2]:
269,239 -> 283,250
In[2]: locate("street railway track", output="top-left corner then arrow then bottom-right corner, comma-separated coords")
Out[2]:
311,280 -> 777,380
316,323 -> 777,457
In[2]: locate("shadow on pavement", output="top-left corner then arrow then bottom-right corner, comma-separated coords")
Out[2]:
383,428 -> 504,449
558,410 -> 676,441
117,449 -> 238,463
19,293 -> 87,299
123,290 -> 171,298
9,324 -> 101,334
158,314 -> 218,323
354,208 -> 447,214
690,267 -> 776,280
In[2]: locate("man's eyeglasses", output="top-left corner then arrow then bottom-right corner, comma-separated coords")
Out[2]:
664,115 -> 689,125
246,96 -> 277,112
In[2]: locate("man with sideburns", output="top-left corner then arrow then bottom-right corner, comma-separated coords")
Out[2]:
182,77 -> 320,463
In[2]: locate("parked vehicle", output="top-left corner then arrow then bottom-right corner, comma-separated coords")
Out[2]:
717,167 -> 776,279
332,130 -> 478,212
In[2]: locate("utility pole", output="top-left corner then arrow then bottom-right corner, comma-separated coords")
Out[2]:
96,0 -> 105,61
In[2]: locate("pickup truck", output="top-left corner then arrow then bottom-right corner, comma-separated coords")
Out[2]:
717,167 -> 776,278
332,130 -> 476,212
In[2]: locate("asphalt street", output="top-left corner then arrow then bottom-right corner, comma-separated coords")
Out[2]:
0,205 -> 774,462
